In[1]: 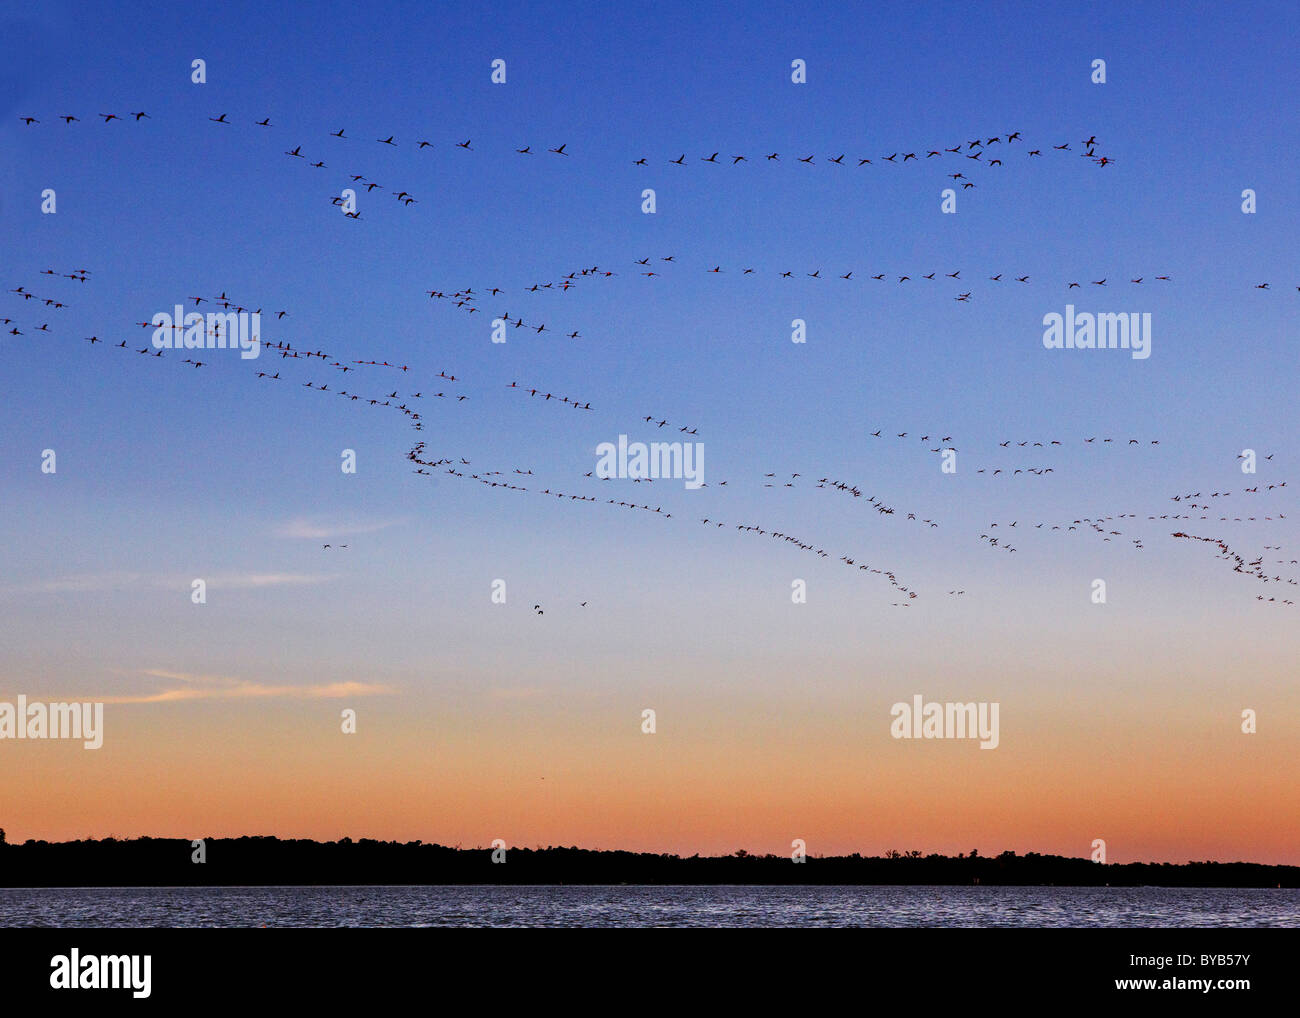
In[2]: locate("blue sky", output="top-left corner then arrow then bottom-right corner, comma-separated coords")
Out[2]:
1,0 -> 1297,859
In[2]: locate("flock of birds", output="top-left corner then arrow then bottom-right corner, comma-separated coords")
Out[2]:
1170,533 -> 1296,603
10,258 -> 1293,609
17,112 -> 1107,168
10,106 -> 1295,612
20,113 -> 1120,234
20,112 -> 1296,303
403,442 -> 922,601
522,262 -> 1175,289
421,261 -> 1300,331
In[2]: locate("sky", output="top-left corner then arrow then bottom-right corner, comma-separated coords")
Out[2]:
1,0 -> 1298,864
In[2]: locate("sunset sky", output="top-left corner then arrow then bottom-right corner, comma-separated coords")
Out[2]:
2,1 -> 1297,864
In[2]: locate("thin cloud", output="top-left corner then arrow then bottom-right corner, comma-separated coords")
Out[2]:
21,572 -> 146,593
98,670 -> 394,703
278,517 -> 405,540
211,572 -> 335,588
8,572 -> 334,594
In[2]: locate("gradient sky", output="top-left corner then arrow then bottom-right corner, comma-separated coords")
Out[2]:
2,0 -> 1298,864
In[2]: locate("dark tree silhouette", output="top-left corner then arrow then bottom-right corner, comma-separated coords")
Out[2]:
0,837 -> 1293,888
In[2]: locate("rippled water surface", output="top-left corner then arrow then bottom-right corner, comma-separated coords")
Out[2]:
2,885 -> 1296,927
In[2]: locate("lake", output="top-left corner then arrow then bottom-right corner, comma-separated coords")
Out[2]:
1,885 -> 1297,927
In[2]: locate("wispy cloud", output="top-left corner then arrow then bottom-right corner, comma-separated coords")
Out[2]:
21,572 -> 147,593
8,572 -> 335,594
97,669 -> 394,703
211,572 -> 336,588
277,517 -> 405,540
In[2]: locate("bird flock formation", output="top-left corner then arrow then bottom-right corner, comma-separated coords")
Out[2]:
11,265 -> 955,602
10,255 -> 1296,607
11,102 -> 1296,611
404,442 -> 922,601
1170,533 -> 1296,603
17,112 -> 1124,235
422,261 -> 1297,339
16,112 -> 1107,169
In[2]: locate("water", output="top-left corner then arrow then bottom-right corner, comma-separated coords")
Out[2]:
1,885 -> 1296,927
